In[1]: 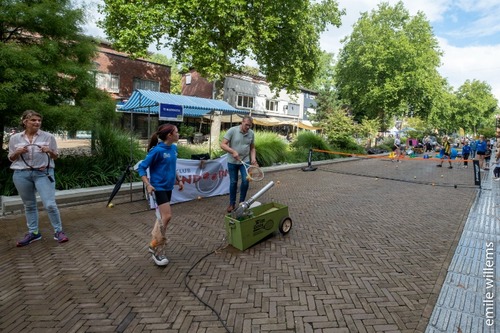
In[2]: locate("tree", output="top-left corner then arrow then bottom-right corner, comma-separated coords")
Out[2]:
309,89 -> 342,122
0,0 -> 114,150
310,51 -> 337,92
454,79 -> 498,135
334,1 -> 444,122
98,0 -> 344,93
321,107 -> 356,144
427,86 -> 458,135
146,54 -> 182,94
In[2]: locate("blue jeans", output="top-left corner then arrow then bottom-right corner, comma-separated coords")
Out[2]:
13,169 -> 63,234
227,162 -> 249,206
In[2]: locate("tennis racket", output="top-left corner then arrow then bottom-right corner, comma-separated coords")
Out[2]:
241,160 -> 264,182
20,143 -> 54,182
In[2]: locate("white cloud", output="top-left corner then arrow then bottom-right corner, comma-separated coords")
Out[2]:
321,0 -> 500,101
438,39 -> 500,100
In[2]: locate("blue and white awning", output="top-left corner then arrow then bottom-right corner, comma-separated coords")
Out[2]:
117,89 -> 247,117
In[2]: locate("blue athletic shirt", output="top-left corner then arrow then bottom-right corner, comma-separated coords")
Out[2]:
476,140 -> 487,153
137,142 -> 177,191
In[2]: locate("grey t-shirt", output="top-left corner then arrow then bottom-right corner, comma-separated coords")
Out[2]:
224,125 -> 255,164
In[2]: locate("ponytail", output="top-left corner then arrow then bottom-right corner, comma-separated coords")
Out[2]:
147,133 -> 160,152
147,123 -> 176,152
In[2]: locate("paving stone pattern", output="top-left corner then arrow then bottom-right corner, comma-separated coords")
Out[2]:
0,159 -> 478,333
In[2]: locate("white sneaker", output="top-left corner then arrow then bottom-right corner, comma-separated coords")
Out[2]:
494,178 -> 500,181
152,253 -> 169,266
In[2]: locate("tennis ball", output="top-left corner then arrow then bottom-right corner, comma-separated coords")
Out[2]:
197,196 -> 202,200
108,203 -> 114,208
441,174 -> 444,178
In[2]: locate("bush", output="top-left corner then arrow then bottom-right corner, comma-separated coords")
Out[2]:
329,135 -> 365,154
254,131 -> 288,166
290,131 -> 335,162
95,126 -> 145,166
0,127 -> 376,196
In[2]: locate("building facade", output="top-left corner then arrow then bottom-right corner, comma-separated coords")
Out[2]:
182,70 -> 318,128
94,42 -> 171,101
93,42 -> 172,137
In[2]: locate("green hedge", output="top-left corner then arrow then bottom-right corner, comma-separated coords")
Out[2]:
0,130 -> 365,196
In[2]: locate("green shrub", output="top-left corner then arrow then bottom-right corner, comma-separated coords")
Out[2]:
329,135 -> 365,154
290,131 -> 335,161
95,126 -> 144,166
254,131 -> 288,167
0,126 -> 375,196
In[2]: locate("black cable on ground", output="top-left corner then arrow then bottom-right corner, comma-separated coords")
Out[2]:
183,242 -> 232,333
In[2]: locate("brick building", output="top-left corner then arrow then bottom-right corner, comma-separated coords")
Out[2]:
93,42 -> 172,137
94,42 -> 171,102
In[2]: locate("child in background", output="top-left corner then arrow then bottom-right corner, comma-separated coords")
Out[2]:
461,141 -> 471,168
493,151 -> 500,181
484,144 -> 492,171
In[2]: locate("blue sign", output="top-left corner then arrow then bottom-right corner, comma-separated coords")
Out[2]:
159,103 -> 183,122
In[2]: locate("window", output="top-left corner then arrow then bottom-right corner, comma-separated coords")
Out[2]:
95,73 -> 120,93
133,78 -> 160,91
265,100 -> 278,112
284,103 -> 300,116
237,95 -> 254,109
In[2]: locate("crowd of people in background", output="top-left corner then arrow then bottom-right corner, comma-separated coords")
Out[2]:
389,132 -> 498,173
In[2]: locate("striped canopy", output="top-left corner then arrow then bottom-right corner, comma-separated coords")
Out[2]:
117,89 -> 247,117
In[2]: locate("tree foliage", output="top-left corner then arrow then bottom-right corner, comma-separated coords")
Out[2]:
146,53 -> 182,94
99,0 -> 344,92
454,79 -> 498,134
310,51 -> 336,92
309,89 -> 342,122
0,0 -> 115,144
321,107 -> 356,143
335,1 -> 443,122
427,85 -> 458,134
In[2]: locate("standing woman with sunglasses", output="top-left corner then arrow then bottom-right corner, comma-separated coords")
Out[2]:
8,110 -> 68,247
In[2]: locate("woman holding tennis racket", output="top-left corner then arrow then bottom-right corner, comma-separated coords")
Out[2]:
220,116 -> 258,213
137,124 -> 184,266
8,110 -> 68,247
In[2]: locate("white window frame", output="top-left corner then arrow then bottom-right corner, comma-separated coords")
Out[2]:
237,95 -> 254,109
96,73 -> 120,93
133,78 -> 160,91
265,99 -> 278,112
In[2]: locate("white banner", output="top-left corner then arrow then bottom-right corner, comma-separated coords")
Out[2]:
172,154 -> 229,204
135,154 -> 230,207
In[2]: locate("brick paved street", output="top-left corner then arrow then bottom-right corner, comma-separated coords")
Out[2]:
0,158 -> 478,332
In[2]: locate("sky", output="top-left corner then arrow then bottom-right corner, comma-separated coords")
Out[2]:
78,0 -> 500,102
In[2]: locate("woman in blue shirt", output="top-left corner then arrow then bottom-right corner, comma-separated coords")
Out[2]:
138,124 -> 184,266
475,135 -> 487,170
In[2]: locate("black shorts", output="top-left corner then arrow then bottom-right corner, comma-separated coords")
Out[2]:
154,190 -> 172,205
477,151 -> 485,156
